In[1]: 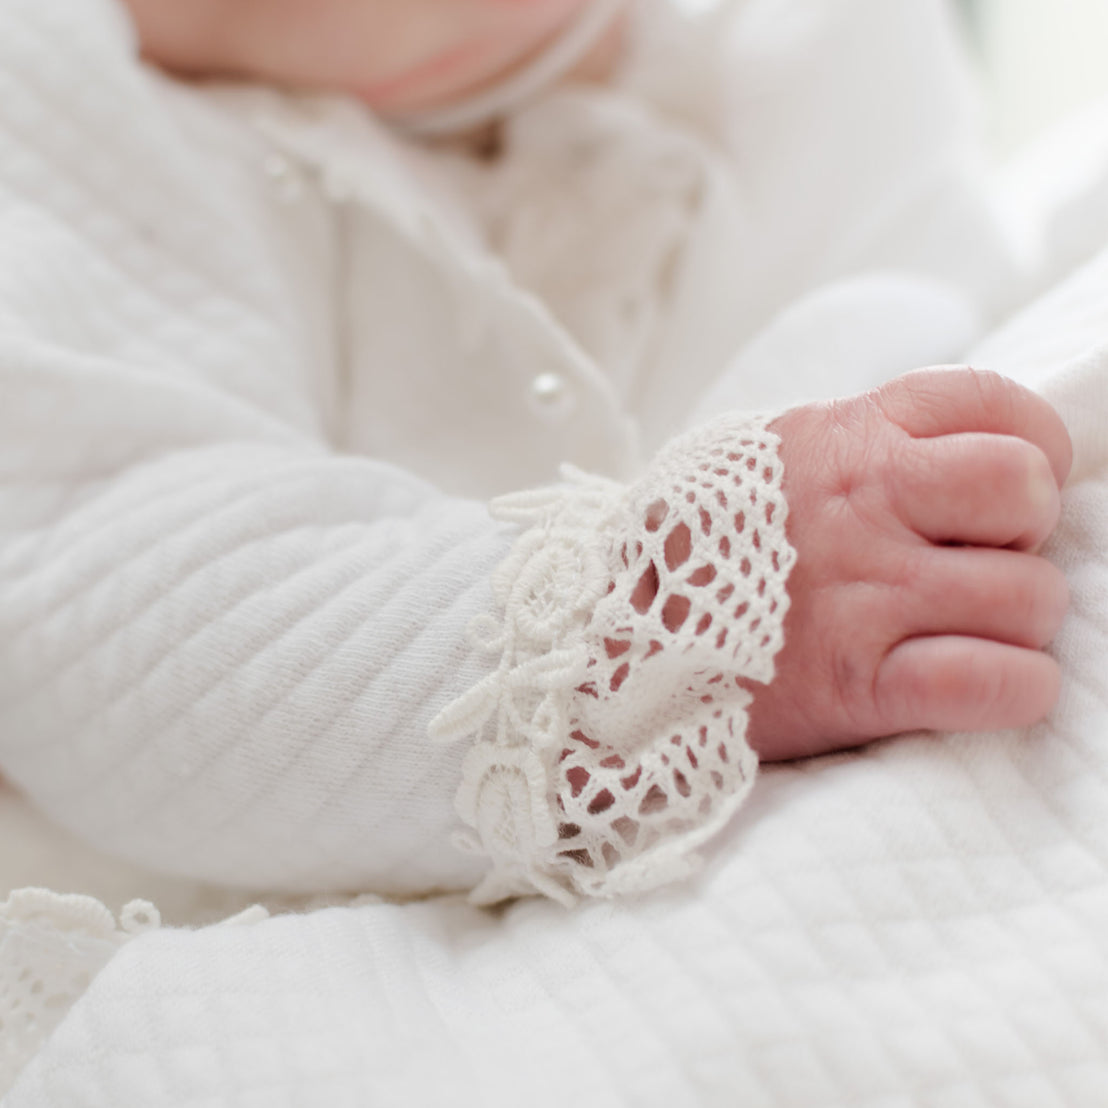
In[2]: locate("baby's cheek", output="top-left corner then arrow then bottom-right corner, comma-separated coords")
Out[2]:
481,0 -> 583,8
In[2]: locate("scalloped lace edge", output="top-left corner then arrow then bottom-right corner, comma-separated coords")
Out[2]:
432,413 -> 794,906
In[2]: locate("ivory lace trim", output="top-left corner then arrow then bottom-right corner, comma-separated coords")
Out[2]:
432,414 -> 795,905
0,890 -> 160,1094
0,889 -> 276,1097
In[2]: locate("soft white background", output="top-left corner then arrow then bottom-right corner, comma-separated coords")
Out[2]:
676,0 -> 1108,154
974,0 -> 1108,151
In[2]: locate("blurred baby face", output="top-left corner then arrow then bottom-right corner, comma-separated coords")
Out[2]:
340,0 -> 595,110
127,0 -> 596,113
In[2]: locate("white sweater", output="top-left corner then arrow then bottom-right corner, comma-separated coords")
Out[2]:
0,0 -> 1010,902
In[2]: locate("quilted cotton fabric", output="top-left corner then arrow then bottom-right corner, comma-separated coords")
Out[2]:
0,0 -> 504,896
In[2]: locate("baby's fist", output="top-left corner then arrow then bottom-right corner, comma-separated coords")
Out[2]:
749,367 -> 1072,761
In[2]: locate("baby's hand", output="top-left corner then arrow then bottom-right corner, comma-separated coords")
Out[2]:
749,367 -> 1072,761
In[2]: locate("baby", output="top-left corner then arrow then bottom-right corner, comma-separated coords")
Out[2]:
129,0 -> 1071,741
2,0 -> 1071,903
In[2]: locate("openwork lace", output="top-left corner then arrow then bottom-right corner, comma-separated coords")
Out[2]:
0,889 -> 279,1096
0,889 -> 161,1095
432,414 -> 795,905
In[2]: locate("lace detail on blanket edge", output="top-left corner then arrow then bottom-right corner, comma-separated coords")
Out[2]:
431,413 -> 796,906
0,889 -> 161,1095
0,889 -> 278,1097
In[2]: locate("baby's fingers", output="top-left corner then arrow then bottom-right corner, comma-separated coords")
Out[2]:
906,546 -> 1070,648
874,636 -> 1062,735
877,367 -> 1073,487
891,433 -> 1061,550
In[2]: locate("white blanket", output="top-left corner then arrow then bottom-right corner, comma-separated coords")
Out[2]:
5,1 -> 1108,1104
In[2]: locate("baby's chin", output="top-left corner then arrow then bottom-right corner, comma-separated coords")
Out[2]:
355,0 -> 595,117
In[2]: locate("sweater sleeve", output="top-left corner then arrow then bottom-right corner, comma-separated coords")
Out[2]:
0,338 -> 515,895
0,0 -> 506,896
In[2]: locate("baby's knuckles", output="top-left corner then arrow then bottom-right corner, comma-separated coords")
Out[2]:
772,394 -> 911,567
753,369 -> 1069,759
749,400 -> 919,758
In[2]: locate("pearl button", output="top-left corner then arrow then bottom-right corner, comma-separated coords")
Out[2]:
529,372 -> 575,421
263,153 -> 305,204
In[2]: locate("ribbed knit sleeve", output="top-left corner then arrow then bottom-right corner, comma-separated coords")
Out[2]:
0,0 -> 504,895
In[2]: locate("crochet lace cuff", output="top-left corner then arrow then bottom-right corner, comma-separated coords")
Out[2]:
431,414 -> 796,905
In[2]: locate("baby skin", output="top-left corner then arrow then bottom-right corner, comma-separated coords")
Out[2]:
123,1 -> 1072,761
758,368 -> 1070,761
